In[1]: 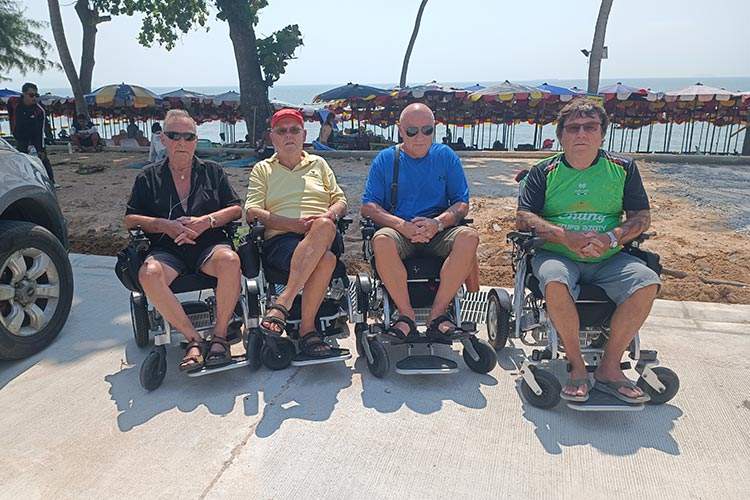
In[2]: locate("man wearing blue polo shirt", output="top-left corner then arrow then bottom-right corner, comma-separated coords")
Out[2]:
361,103 -> 479,340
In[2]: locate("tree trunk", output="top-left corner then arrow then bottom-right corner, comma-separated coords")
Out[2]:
47,0 -> 87,116
225,7 -> 270,143
587,0 -> 613,94
399,0 -> 428,88
75,0 -> 110,95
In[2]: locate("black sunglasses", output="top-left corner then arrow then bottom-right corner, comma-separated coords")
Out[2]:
25,92 -> 39,98
404,125 -> 434,138
164,131 -> 197,142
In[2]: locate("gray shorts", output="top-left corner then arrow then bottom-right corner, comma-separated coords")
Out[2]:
531,250 -> 661,305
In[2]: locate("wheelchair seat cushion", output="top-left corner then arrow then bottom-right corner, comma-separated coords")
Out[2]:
402,255 -> 445,280
526,274 -> 612,303
170,273 -> 218,293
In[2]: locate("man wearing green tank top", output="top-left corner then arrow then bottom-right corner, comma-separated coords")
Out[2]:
517,98 -> 660,404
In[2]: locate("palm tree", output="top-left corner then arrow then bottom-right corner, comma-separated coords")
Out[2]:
47,0 -> 87,115
587,0 -> 613,94
399,0 -> 428,88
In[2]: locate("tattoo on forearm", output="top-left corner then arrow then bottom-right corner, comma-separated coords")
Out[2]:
444,203 -> 468,224
619,210 -> 651,242
516,210 -> 560,240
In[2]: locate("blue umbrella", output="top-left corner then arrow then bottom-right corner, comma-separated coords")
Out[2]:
463,83 -> 485,92
0,88 -> 21,99
537,83 -> 582,96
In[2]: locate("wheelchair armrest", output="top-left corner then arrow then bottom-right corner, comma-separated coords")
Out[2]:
360,217 -> 376,240
460,218 -> 474,225
506,231 -> 544,251
250,218 -> 266,244
127,226 -> 151,254
222,220 -> 242,239
337,216 -> 353,234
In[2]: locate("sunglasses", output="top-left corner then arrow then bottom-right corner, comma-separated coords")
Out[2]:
164,131 -> 197,141
404,125 -> 434,138
563,122 -> 601,134
273,126 -> 303,136
25,92 -> 39,98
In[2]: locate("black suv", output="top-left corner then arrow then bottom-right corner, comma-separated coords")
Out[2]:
0,137 -> 73,359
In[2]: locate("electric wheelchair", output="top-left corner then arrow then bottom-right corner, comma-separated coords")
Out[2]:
238,218 -> 354,371
486,230 -> 680,411
353,218 -> 497,378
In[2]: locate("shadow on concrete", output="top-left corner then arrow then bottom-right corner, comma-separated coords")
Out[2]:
357,343 -> 498,415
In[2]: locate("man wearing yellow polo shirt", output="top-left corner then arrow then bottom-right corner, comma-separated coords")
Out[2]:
245,108 -> 348,359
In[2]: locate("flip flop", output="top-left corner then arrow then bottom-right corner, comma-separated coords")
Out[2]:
594,377 -> 650,404
560,376 -> 594,402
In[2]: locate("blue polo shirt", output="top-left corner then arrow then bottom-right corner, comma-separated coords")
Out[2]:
362,144 -> 470,220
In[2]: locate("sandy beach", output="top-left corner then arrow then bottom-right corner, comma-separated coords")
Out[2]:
48,149 -> 750,304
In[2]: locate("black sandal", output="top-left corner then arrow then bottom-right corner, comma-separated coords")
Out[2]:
205,336 -> 232,367
260,303 -> 290,355
299,332 -> 349,359
426,314 -> 462,341
179,340 -> 206,372
383,315 -> 418,341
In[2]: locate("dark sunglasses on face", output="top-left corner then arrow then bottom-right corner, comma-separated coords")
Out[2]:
273,126 -> 303,136
25,92 -> 38,98
563,122 -> 601,134
404,125 -> 434,137
164,131 -> 197,141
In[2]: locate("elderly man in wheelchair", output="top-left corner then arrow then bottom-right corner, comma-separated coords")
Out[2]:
243,108 -> 350,367
509,98 -> 678,409
122,110 -> 245,389
357,103 -> 495,377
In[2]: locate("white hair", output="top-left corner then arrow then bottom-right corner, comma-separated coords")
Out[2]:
164,109 -> 196,131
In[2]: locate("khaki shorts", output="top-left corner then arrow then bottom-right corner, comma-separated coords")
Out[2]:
373,225 -> 474,259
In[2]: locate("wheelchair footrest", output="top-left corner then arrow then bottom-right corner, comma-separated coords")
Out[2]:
566,390 -> 644,412
395,355 -> 458,375
291,351 -> 351,366
186,356 -> 250,377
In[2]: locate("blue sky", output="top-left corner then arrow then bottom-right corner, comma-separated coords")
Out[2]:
6,0 -> 748,90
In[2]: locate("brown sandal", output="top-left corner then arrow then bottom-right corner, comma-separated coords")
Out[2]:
179,340 -> 206,372
205,336 -> 231,367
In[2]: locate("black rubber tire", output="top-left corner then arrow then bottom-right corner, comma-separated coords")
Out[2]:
130,294 -> 150,348
260,338 -> 295,370
366,339 -> 389,378
486,291 -> 511,351
245,329 -> 263,371
139,346 -> 167,391
521,367 -> 562,409
463,337 -> 498,374
0,221 -> 74,360
354,322 -> 368,357
638,366 -> 680,405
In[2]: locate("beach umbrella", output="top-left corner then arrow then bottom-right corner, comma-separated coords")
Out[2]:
598,82 -> 660,101
312,83 -> 389,103
664,83 -> 735,102
211,90 -> 241,106
160,88 -> 211,103
0,88 -> 21,100
395,81 -> 468,99
468,81 -> 547,102
463,83 -> 485,92
537,83 -> 584,102
85,83 -> 162,108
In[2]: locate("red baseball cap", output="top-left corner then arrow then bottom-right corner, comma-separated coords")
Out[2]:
271,108 -> 304,128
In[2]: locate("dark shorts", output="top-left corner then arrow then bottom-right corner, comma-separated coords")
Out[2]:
145,243 -> 232,276
263,232 -> 343,272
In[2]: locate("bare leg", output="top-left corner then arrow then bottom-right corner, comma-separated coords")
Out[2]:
372,234 -> 413,336
428,229 -> 479,328
545,281 -> 588,398
299,251 -> 336,334
264,218 -> 336,330
200,247 -> 242,356
595,284 -> 658,398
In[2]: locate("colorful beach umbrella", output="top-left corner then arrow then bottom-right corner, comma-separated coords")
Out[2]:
395,81 -> 468,99
462,83 -> 485,92
85,83 -> 162,108
0,88 -> 21,99
598,82 -> 660,101
664,83 -> 734,102
468,81 -> 547,102
211,91 -> 241,106
313,83 -> 389,103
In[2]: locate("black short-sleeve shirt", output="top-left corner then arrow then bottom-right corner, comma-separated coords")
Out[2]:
126,157 -> 241,258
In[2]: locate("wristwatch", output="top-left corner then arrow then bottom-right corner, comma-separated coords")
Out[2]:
434,218 -> 445,232
606,231 -> 618,248
208,215 -> 217,229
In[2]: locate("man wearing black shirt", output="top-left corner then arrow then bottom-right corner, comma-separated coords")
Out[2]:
8,82 -> 55,183
125,109 -> 243,371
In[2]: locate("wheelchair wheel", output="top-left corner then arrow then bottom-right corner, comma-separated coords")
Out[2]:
139,346 -> 167,391
130,294 -> 150,348
354,322 -> 368,357
366,339 -> 389,378
521,367 -> 561,409
260,338 -> 295,370
638,366 -> 680,405
463,337 -> 497,374
486,291 -> 511,350
245,329 -> 263,371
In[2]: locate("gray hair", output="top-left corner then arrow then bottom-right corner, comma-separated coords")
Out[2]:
164,109 -> 196,131
555,97 -> 609,140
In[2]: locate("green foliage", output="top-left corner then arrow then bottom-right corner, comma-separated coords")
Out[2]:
96,0 -> 302,86
0,0 -> 59,81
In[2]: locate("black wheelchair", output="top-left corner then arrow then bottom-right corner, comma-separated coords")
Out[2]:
353,218 -> 497,378
486,230 -> 680,411
238,218 -> 354,371
123,222 -> 253,391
